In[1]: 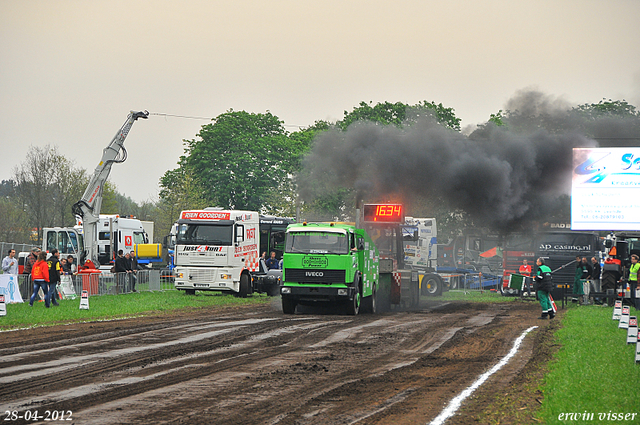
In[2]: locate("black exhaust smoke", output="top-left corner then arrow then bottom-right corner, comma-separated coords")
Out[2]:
297,90 -> 640,231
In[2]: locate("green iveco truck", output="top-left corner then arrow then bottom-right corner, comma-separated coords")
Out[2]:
280,222 -> 380,315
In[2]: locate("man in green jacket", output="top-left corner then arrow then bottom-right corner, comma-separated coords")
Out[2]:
573,255 -> 586,303
536,258 -> 555,320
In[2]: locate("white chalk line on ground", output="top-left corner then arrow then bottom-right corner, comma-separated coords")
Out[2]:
428,325 -> 539,425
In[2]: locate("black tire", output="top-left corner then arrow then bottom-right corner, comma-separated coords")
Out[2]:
424,274 -> 443,297
361,285 -> 377,314
266,284 -> 280,297
282,297 -> 296,314
185,289 -> 196,296
602,272 -> 618,291
237,273 -> 251,298
346,279 -> 361,315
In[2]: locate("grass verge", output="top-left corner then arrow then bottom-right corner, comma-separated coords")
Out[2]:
436,289 -> 532,303
536,304 -> 640,424
0,290 -> 272,331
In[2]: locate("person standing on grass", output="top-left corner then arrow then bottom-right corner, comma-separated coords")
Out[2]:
23,247 -> 40,276
128,251 -> 138,292
573,255 -> 585,303
29,251 -> 50,307
46,249 -> 61,307
590,257 -> 602,304
114,250 -> 129,292
628,254 -> 640,310
535,257 -> 555,320
2,249 -> 18,275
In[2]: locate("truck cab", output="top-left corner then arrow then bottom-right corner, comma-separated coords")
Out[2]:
42,227 -> 84,263
281,222 -> 379,315
97,215 -> 149,266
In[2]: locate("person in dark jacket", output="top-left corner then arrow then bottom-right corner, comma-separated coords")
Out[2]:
572,255 -> 586,303
590,257 -> 602,304
114,250 -> 130,292
265,252 -> 279,270
47,249 -> 62,306
23,247 -> 40,275
535,257 -> 555,320
128,251 -> 138,292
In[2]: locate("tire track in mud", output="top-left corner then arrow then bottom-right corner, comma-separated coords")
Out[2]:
74,307 -> 506,424
0,301 -> 541,425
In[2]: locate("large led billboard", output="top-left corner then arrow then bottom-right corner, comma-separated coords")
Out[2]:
572,148 -> 640,230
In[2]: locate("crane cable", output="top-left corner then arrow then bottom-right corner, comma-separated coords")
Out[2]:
149,112 -> 306,129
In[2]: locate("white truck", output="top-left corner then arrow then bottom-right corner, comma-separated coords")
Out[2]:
174,208 -> 281,297
402,217 -> 438,269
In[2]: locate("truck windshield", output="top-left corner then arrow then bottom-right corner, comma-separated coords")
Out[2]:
177,224 -> 233,246
133,231 -> 147,244
285,231 -> 349,254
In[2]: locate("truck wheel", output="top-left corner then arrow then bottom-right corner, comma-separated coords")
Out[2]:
361,285 -> 377,314
602,272 -> 617,291
346,281 -> 361,315
424,274 -> 443,297
282,297 -> 296,314
237,273 -> 251,298
266,284 -> 280,297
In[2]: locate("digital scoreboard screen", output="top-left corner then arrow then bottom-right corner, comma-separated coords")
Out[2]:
572,148 -> 640,230
363,204 -> 404,223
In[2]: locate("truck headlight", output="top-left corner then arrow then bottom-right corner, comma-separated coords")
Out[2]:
220,273 -> 232,280
338,289 -> 348,296
281,287 -> 291,294
177,272 -> 184,279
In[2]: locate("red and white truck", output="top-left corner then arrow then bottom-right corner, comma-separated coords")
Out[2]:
173,208 -> 280,296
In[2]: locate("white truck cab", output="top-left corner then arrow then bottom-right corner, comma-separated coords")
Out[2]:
174,208 -> 259,296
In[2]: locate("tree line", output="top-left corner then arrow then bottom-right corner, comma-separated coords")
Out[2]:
2,95 -> 639,246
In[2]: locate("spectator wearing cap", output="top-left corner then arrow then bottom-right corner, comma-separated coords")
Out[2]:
23,247 -> 41,276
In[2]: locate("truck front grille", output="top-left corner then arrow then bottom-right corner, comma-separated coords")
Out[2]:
285,269 -> 346,284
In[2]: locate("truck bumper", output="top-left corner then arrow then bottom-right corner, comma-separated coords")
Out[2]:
174,267 -> 239,292
280,285 -> 356,302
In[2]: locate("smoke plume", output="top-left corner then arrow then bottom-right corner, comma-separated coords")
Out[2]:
298,90 -> 640,231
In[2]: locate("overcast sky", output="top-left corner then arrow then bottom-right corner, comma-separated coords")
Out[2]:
2,0 -> 639,203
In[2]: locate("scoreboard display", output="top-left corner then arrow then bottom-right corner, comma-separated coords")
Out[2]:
362,204 -> 404,223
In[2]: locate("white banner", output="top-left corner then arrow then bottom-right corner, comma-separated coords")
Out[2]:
572,148 -> 640,230
0,274 -> 24,303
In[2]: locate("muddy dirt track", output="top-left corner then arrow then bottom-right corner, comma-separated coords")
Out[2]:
0,299 -> 554,425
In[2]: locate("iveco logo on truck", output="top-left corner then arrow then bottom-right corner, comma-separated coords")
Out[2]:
305,271 -> 324,277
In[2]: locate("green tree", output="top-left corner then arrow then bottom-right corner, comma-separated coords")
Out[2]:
338,100 -> 461,131
573,99 -> 639,120
168,110 -> 310,213
13,146 -> 87,239
157,162 -> 208,240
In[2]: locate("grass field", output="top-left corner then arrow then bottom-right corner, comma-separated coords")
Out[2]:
438,288 -> 530,303
0,290 -> 271,330
537,304 -> 640,424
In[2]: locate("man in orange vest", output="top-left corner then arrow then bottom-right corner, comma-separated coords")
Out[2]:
519,259 -> 533,294
519,259 -> 532,276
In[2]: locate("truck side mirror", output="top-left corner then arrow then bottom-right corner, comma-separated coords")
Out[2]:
358,238 -> 365,251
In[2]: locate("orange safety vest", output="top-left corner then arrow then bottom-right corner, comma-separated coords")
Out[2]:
519,264 -> 532,276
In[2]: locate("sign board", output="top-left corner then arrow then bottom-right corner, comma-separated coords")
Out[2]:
572,148 -> 640,230
0,274 -> 23,303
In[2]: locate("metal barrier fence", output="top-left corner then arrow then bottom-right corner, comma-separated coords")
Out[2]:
0,242 -> 33,256
15,270 -> 174,300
